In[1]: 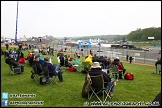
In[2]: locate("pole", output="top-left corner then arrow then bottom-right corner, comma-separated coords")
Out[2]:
15,1 -> 19,45
144,51 -> 146,64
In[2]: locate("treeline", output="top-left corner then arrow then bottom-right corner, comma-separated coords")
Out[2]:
72,35 -> 126,41
127,27 -> 161,41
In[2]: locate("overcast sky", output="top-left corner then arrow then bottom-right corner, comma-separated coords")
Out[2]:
1,1 -> 161,39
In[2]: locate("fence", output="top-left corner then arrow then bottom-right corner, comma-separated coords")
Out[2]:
52,44 -> 160,65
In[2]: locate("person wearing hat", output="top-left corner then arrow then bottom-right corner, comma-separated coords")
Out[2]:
88,62 -> 116,97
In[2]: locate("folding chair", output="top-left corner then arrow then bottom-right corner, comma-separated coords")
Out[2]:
156,64 -> 161,74
9,64 -> 22,75
111,65 -> 119,81
88,75 -> 113,103
42,66 -> 57,85
31,64 -> 44,82
72,59 -> 81,71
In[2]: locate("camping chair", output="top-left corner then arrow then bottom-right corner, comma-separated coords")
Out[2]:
42,66 -> 57,85
156,64 -> 161,74
88,75 -> 113,102
72,59 -> 81,71
31,64 -> 44,82
9,64 -> 22,75
111,65 -> 119,81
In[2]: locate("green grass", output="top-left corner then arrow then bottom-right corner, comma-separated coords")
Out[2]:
1,47 -> 161,107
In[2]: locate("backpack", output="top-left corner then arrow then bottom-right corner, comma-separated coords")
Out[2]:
124,73 -> 134,80
82,73 -> 92,98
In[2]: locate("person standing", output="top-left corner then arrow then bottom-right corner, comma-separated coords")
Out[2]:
129,55 -> 133,64
126,55 -> 129,61
5,43 -> 9,50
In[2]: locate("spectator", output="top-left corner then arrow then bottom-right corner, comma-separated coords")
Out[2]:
88,62 -> 116,97
111,57 -> 126,79
32,56 -> 44,75
92,54 -> 97,62
9,49 -> 13,55
155,58 -> 161,72
4,50 -> 9,58
155,58 -> 161,66
43,57 -> 64,82
5,43 -> 9,50
13,48 -> 17,53
5,54 -> 24,73
84,55 -> 93,66
129,55 -> 133,64
59,53 -> 65,67
90,50 -> 93,56
18,43 -> 22,51
126,55 -> 129,61
20,52 -> 24,58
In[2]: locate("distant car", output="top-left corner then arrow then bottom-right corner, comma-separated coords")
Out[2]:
143,48 -> 150,51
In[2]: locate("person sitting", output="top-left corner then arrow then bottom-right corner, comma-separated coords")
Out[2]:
64,55 -> 70,67
88,62 -> 116,97
32,56 -> 44,75
29,53 -> 35,66
111,57 -> 126,79
43,57 -> 64,82
9,49 -> 13,55
68,63 -> 77,72
20,51 -> 24,58
84,55 -> 93,66
92,54 -> 97,62
5,54 -> 24,73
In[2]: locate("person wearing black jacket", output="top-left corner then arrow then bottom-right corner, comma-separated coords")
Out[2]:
5,54 -> 24,73
155,58 -> 161,66
32,56 -> 44,75
88,62 -> 116,97
43,57 -> 64,82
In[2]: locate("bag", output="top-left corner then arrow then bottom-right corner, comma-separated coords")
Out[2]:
124,73 -> 134,80
40,77 -> 47,85
82,73 -> 92,98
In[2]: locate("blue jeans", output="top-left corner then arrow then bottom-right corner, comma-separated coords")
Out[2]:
57,72 -> 63,81
106,78 -> 115,92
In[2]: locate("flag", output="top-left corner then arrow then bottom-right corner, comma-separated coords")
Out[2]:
15,1 -> 19,45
